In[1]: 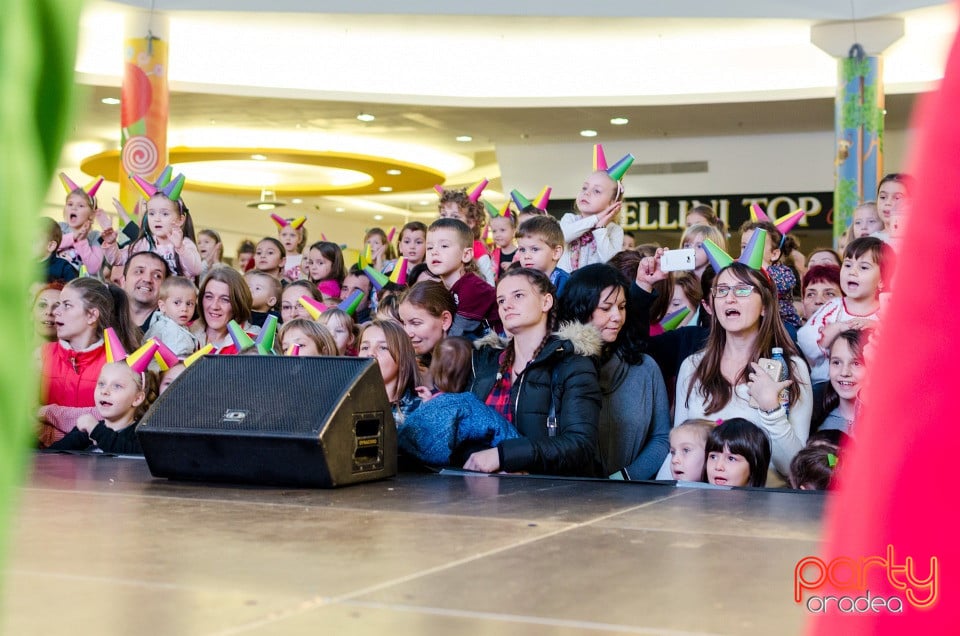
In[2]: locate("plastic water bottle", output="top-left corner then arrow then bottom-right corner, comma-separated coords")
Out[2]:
771,347 -> 790,414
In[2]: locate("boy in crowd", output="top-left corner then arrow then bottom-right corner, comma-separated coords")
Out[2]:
515,215 -> 569,296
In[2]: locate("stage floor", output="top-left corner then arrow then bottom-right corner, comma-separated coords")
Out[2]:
2,454 -> 824,635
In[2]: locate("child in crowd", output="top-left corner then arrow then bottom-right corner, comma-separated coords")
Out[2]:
807,247 -> 842,268
236,239 -> 256,272
279,280 -> 322,323
814,328 -> 870,435
851,202 -> 883,238
253,237 -> 286,282
56,173 -> 106,274
104,168 -> 202,279
305,241 -> 346,297
437,182 -> 496,284
559,144 -> 632,271
872,173 -> 912,244
272,215 -> 307,281
244,269 -> 282,328
704,418 -> 771,488
622,232 -> 637,251
196,229 -> 223,278
357,320 -> 421,424
38,218 -> 77,284
144,276 -> 201,357
679,222 -> 726,281
515,215 -> 568,296
341,265 -> 373,324
318,308 -> 357,355
279,318 -> 339,356
801,265 -> 841,323
739,220 -> 801,328
425,218 -> 500,339
47,360 -> 156,455
684,204 -> 726,234
668,419 -> 715,481
397,222 -> 427,268
484,200 -> 518,280
159,363 -> 186,394
399,337 -> 519,466
363,227 -> 396,273
798,237 -> 894,385
789,444 -> 839,490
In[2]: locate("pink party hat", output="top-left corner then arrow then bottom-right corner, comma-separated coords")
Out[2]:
389,258 -> 408,285
363,265 -> 390,291
606,153 -> 635,181
151,338 -> 180,371
104,328 -> 127,363
433,184 -> 445,196
774,209 -> 806,234
183,344 -> 214,368
510,189 -> 533,211
285,343 -> 301,356
129,166 -> 186,201
387,227 -> 397,243
85,176 -> 104,198
290,216 -> 307,230
702,239 -> 735,273
317,280 -> 341,299
339,289 -> 365,315
254,314 -> 278,355
739,228 -> 768,270
660,307 -> 692,331
270,213 -> 289,229
298,295 -> 327,320
59,173 -> 104,201
593,144 -> 608,171
532,186 -> 552,211
466,179 -> 489,203
59,172 -> 79,194
130,173 -> 157,199
126,340 -> 159,373
227,320 -> 256,351
321,232 -> 329,241
750,203 -> 771,223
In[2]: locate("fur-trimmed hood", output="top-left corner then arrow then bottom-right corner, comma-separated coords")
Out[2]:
472,321 -> 603,358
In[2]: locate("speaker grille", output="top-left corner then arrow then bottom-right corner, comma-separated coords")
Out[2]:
146,356 -> 372,436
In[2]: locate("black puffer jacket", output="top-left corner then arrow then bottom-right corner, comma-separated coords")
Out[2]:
469,322 -> 603,476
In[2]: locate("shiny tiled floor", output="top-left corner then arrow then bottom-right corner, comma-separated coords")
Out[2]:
2,454 -> 824,635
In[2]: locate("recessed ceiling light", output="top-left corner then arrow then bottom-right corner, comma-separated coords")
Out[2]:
386,169 -> 402,175
456,135 -> 473,142
357,113 -> 376,122
373,214 -> 384,221
419,200 -> 429,206
101,97 -> 120,105
335,207 -> 345,212
379,186 -> 393,192
580,129 -> 598,138
291,198 -> 303,204
610,117 -> 629,125
251,153 -> 267,161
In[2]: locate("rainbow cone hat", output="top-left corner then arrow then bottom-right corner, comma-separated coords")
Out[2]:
298,295 -> 328,321
592,144 -> 635,181
660,307 -> 692,331
339,289 -> 365,316
389,258 -> 409,285
434,179 -> 489,203
532,186 -> 552,211
254,315 -> 278,355
227,320 -> 256,352
150,338 -> 180,371
285,343 -> 302,356
510,189 -> 533,211
59,173 -> 104,202
483,199 -> 511,219
363,265 -> 390,291
701,228 -> 768,273
129,165 -> 186,201
269,214 -> 306,230
749,203 -> 807,236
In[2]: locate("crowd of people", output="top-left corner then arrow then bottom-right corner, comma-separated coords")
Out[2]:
34,147 -> 909,490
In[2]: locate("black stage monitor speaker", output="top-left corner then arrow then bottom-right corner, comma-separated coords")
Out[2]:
137,356 -> 397,488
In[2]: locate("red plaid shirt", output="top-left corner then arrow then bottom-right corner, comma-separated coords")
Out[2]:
484,350 -> 514,422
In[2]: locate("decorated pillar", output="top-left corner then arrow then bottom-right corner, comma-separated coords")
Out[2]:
812,18 -> 903,247
120,11 -> 169,209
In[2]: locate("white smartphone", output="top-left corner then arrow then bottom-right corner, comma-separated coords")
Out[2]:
661,248 -> 697,272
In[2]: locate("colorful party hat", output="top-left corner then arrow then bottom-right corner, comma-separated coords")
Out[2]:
59,173 -> 104,201
466,179 -> 489,203
389,257 -> 408,285
363,265 -> 390,291
104,328 -> 127,363
125,340 -> 159,373
339,289 -> 365,315
358,243 -> 373,269
151,338 -> 180,371
773,209 -> 806,235
77,265 -> 90,278
606,153 -> 636,181
129,166 -> 186,201
433,184 -> 445,196
254,314 -> 278,355
290,216 -> 306,230
749,203 -> 772,223
387,227 -> 397,243
269,213 -> 289,229
510,189 -> 533,211
593,144 -> 608,171
660,307 -> 692,331
183,343 -> 214,368
701,239 -> 735,273
739,228 -> 767,270
532,186 -> 552,212
227,320 -> 256,351
298,295 -> 327,320
285,343 -> 301,356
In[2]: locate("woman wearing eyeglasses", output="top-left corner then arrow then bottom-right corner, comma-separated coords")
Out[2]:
673,262 -> 813,486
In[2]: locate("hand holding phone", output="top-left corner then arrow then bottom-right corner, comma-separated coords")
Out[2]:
747,358 -> 783,409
